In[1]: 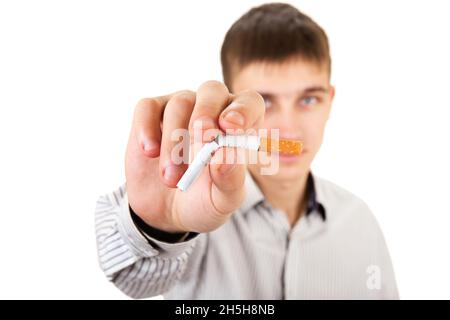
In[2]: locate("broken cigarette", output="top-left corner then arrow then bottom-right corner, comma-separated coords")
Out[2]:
258,137 -> 303,156
215,135 -> 302,155
176,135 -> 303,192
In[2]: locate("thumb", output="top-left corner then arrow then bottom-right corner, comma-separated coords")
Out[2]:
208,147 -> 246,215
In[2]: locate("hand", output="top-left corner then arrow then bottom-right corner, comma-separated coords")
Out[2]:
125,81 -> 265,233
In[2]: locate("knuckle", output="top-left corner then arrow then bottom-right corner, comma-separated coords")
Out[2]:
171,91 -> 196,109
167,93 -> 195,120
243,90 -> 265,112
175,89 -> 195,97
199,80 -> 229,95
243,89 -> 264,102
134,97 -> 160,117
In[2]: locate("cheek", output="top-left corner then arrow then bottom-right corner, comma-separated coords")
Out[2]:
302,120 -> 326,152
261,112 -> 326,148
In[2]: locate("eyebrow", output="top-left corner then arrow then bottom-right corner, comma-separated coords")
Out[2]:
258,86 -> 329,99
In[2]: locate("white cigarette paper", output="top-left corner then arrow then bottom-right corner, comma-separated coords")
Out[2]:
176,140 -> 220,192
176,135 -> 261,192
216,134 -> 260,151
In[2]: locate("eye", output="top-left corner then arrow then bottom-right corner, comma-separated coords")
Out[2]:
262,96 -> 273,109
300,96 -> 319,107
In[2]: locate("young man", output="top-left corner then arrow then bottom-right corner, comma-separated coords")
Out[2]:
95,3 -> 398,299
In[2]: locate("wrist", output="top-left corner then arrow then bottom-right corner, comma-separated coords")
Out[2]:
129,204 -> 197,243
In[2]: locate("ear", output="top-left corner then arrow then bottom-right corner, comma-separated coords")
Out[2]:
329,85 -> 336,101
325,85 -> 335,120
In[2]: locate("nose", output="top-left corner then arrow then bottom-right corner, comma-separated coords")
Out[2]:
275,109 -> 302,140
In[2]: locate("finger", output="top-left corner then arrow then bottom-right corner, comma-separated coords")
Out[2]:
218,89 -> 265,132
132,96 -> 171,158
208,147 -> 246,215
159,91 -> 196,187
189,80 -> 231,145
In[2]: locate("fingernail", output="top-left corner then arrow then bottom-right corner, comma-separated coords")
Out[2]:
163,164 -> 181,183
222,110 -> 245,126
142,140 -> 159,155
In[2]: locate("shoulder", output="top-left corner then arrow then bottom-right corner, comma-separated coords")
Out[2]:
313,175 -> 380,231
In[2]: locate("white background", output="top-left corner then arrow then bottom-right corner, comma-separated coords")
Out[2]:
0,0 -> 449,299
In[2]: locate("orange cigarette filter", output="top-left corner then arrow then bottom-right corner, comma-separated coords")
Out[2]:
259,137 -> 303,155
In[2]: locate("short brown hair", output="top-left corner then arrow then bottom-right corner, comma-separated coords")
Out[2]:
221,2 -> 331,90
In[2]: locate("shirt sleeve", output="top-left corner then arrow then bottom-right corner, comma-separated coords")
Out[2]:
363,201 -> 400,300
94,184 -> 199,299
377,226 -> 400,299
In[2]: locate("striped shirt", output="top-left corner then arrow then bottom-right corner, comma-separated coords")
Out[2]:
95,172 -> 399,299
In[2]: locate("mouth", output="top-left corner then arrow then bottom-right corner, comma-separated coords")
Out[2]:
278,153 -> 301,163
274,149 -> 306,164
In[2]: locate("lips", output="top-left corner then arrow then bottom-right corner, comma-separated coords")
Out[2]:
278,153 -> 300,163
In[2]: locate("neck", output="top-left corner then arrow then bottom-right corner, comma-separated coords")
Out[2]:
251,171 -> 309,226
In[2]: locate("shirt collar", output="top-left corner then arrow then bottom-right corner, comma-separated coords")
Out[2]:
305,172 -> 326,221
240,170 -> 327,221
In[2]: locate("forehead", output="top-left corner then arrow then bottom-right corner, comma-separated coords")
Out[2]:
232,58 -> 329,95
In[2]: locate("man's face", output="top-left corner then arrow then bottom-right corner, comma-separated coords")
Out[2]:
231,57 -> 335,182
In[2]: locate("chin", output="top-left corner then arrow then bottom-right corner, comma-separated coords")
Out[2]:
247,149 -> 314,180
248,159 -> 310,183
273,163 -> 309,181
